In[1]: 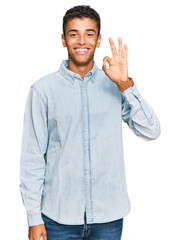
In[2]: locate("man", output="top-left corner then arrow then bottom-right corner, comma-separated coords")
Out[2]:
19,5 -> 161,240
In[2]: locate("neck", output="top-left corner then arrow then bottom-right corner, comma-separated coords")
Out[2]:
66,58 -> 94,80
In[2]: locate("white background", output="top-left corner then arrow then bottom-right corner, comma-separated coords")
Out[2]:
0,0 -> 180,239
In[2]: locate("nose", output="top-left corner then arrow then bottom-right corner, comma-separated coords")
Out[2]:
78,35 -> 86,45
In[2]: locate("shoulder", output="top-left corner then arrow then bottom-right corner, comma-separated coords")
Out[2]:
31,70 -> 60,90
29,70 -> 61,104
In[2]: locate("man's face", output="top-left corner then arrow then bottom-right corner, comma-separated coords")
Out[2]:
61,17 -> 101,66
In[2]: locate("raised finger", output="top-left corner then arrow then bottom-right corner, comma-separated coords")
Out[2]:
108,37 -> 118,57
124,44 -> 128,60
118,37 -> 123,57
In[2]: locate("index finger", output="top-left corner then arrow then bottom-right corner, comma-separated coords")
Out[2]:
109,37 -> 118,57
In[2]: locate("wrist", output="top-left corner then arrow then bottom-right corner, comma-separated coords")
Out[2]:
117,77 -> 134,91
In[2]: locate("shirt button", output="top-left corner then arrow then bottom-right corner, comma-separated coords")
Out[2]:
86,170 -> 89,174
85,128 -> 88,132
86,149 -> 89,153
84,106 -> 87,110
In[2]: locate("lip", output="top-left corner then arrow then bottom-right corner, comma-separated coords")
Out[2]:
74,48 -> 90,55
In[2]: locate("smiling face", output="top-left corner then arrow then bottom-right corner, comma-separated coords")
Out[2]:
61,17 -> 101,67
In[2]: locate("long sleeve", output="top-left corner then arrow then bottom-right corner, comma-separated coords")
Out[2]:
19,86 -> 48,226
121,83 -> 161,141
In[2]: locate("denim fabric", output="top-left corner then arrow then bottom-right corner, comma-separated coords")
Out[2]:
19,59 -> 161,227
41,211 -> 123,240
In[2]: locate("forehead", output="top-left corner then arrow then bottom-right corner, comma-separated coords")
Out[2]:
66,17 -> 97,31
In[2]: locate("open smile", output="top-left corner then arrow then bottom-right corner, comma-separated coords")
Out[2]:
74,48 -> 90,55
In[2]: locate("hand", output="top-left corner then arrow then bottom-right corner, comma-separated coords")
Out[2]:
102,37 -> 129,85
28,224 -> 47,240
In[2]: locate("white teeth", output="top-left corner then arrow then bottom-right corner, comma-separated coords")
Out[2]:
75,49 -> 88,52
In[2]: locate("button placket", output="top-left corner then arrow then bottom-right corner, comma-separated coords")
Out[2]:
81,80 -> 93,223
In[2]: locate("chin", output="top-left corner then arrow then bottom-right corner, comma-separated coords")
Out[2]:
70,56 -> 93,66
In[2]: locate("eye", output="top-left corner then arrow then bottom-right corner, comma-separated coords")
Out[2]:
70,33 -> 77,37
88,33 -> 94,36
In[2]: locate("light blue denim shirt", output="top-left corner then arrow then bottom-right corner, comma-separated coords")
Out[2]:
19,59 -> 161,227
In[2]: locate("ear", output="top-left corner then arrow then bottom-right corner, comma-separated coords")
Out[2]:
96,34 -> 102,48
61,33 -> 67,47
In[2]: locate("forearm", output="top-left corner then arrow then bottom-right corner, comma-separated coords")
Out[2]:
121,82 -> 161,141
19,86 -> 48,226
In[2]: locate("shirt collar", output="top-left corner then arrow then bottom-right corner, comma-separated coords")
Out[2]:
58,59 -> 98,85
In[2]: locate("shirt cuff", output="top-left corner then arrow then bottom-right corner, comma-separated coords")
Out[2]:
120,83 -> 140,103
27,211 -> 44,227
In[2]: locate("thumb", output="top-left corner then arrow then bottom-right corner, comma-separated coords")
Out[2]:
42,233 -> 48,240
42,229 -> 47,240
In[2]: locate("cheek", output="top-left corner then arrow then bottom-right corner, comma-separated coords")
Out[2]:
91,39 -> 99,47
67,44 -> 75,52
65,38 -> 76,47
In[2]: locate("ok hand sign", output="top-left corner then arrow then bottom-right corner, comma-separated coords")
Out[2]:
102,37 -> 129,86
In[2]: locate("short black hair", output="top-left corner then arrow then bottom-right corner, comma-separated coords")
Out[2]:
62,5 -> 101,37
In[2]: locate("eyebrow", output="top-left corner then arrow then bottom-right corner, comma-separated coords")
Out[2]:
67,29 -> 97,34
